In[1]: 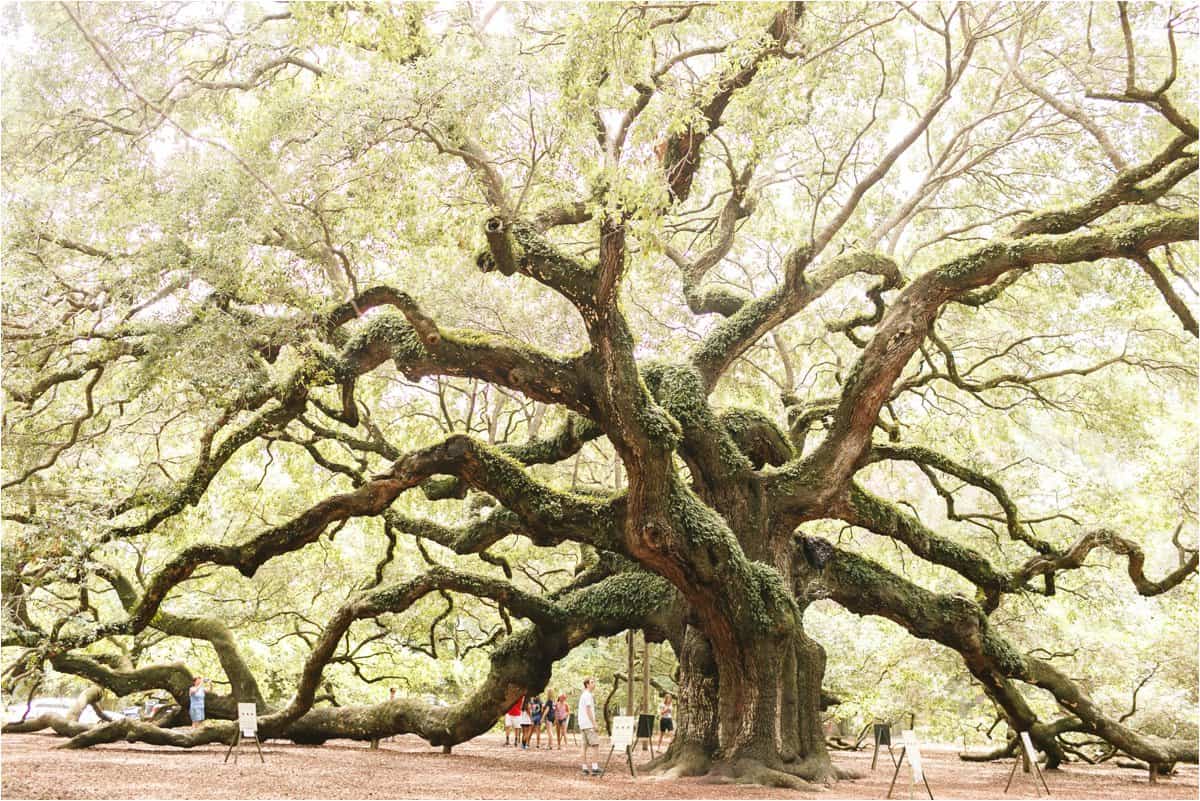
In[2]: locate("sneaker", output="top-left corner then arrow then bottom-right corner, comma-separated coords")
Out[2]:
592,769 -> 603,777
581,767 -> 591,776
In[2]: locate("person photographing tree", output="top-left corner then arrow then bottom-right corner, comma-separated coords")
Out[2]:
578,677 -> 600,776
188,676 -> 209,727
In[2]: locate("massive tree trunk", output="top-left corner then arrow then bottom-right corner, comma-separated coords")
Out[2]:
651,624 -> 833,787
636,404 -> 836,788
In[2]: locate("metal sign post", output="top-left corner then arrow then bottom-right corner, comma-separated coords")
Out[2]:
1004,732 -> 1050,796
886,730 -> 934,800
223,702 -> 264,764
600,715 -> 638,778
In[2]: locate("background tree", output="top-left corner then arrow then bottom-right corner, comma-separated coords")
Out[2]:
2,1 -> 1197,788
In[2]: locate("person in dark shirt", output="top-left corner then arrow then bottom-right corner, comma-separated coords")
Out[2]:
540,692 -> 556,749
528,696 -> 544,749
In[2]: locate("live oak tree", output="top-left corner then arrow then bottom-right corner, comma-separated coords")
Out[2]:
2,1 -> 1197,788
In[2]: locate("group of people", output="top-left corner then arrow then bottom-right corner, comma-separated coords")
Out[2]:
503,690 -> 570,749
501,678 -> 675,778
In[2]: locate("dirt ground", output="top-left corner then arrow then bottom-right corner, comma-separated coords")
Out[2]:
2,731 -> 1196,800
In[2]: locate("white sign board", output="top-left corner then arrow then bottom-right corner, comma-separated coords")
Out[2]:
902,730 -> 924,782
1019,731 -> 1037,769
238,703 -> 257,737
610,715 -> 636,749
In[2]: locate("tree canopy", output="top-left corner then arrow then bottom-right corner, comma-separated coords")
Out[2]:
2,1 -> 1197,787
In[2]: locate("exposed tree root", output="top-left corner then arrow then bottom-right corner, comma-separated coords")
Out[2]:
646,745 -> 839,789
644,741 -> 712,778
710,757 -> 822,790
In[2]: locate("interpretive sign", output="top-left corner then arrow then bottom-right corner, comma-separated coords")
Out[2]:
238,703 -> 257,737
635,714 -> 657,756
601,716 -> 638,779
223,702 -> 264,765
610,715 -> 635,749
905,730 -> 924,782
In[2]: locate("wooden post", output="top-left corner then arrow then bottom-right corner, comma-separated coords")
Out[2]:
626,630 -> 635,716
641,635 -> 651,751
642,637 -> 651,711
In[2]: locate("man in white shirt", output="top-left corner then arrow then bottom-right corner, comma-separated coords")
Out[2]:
578,677 -> 600,776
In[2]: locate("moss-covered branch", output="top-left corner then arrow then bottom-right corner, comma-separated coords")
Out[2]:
421,413 -> 601,500
691,250 -> 902,390
40,437 -> 492,656
801,212 -> 1197,498
1009,136 -> 1197,237
832,485 -> 1010,609
91,565 -> 266,707
865,444 -> 1054,554
1014,527 -> 1198,597
55,568 -> 678,750
658,3 -> 799,201
798,537 -> 1198,767
475,219 -> 599,311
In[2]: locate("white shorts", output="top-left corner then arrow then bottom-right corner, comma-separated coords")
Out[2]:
505,714 -> 518,727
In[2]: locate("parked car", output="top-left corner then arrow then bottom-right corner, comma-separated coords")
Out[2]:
5,697 -> 120,724
143,698 -> 171,718
6,698 -> 71,723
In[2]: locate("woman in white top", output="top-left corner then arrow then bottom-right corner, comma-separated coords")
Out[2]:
658,692 -> 674,747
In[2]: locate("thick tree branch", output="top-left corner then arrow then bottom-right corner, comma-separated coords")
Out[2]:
798,537 -> 1198,766
1129,252 -> 1198,336
865,444 -> 1054,554
692,249 -> 902,390
1013,527 -> 1198,597
799,212 -> 1196,498
658,3 -> 799,201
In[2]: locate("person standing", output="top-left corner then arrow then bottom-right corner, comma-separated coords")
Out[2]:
554,692 -> 570,750
386,687 -> 398,743
504,695 -> 524,746
579,677 -> 600,776
658,692 -> 674,748
540,692 -> 555,749
188,676 -> 207,727
519,697 -> 534,749
529,695 -> 544,749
